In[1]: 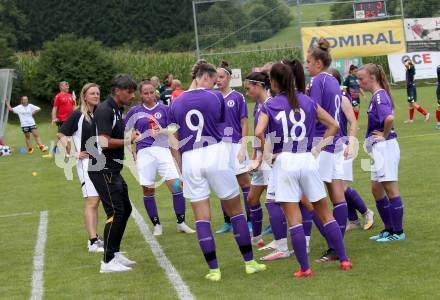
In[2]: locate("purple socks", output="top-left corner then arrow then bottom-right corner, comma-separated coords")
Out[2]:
143,195 -> 160,225
345,188 -> 367,218
172,191 -> 186,224
375,197 -> 393,231
265,202 -> 287,240
250,204 -> 263,237
389,196 -> 404,233
333,202 -> 348,236
323,220 -> 348,261
231,214 -> 253,262
196,221 -> 218,269
289,224 -> 309,271
347,201 -> 358,221
242,187 -> 251,222
300,203 -> 313,237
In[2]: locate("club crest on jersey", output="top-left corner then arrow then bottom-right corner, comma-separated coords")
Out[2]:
227,100 -> 235,108
154,112 -> 162,119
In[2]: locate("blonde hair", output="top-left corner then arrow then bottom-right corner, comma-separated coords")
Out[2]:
80,83 -> 100,122
361,63 -> 394,108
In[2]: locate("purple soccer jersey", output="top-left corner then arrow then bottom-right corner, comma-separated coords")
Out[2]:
308,72 -> 342,152
124,103 -> 170,152
366,89 -> 397,146
169,88 -> 225,153
261,92 -> 317,154
218,90 -> 248,143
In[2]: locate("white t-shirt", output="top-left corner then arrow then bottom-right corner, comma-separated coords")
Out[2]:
12,104 -> 40,127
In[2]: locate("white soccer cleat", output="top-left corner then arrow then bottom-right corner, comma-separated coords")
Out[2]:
258,239 -> 277,251
363,209 -> 374,230
97,238 -> 104,248
177,222 -> 196,234
114,252 -> 136,267
306,236 -> 311,254
346,220 -> 362,231
88,240 -> 104,253
259,249 -> 290,261
251,236 -> 265,248
425,113 -> 430,122
100,258 -> 132,273
153,224 -> 163,236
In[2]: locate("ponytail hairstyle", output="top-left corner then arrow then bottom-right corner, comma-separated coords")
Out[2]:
245,71 -> 270,90
362,63 -> 394,108
195,62 -> 217,79
328,67 -> 342,85
218,60 -> 232,76
191,59 -> 208,79
281,58 -> 306,93
308,37 -> 332,68
270,62 -> 299,111
80,83 -> 100,123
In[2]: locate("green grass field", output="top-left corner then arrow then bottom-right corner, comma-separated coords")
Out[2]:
1,86 -> 439,299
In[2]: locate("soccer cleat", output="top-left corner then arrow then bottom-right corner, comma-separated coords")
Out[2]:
215,222 -> 232,234
376,232 -> 406,242
436,123 -> 440,129
251,236 -> 265,248
293,268 -> 313,277
245,260 -> 267,274
260,249 -> 290,261
340,260 -> 353,271
425,113 -> 430,122
28,147 -> 34,154
205,268 -> 221,281
258,239 -> 277,251
248,222 -> 253,233
153,224 -> 163,236
114,252 -> 136,267
88,240 -> 104,253
39,144 -> 48,152
363,209 -> 374,230
315,248 -> 338,263
369,229 -> 392,241
177,222 -> 196,234
262,224 -> 272,236
96,237 -> 104,248
404,119 -> 414,124
346,220 -> 361,231
100,259 -> 132,273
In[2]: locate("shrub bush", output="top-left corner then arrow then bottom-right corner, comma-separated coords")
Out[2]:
35,34 -> 116,102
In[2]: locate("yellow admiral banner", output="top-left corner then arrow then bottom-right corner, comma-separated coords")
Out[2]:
301,19 -> 405,59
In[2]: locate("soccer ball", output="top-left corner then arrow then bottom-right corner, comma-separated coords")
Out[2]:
0,145 -> 12,156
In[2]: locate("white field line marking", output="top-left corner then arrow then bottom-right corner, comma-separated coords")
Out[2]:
398,132 -> 440,140
131,203 -> 195,300
0,212 -> 33,218
30,211 -> 48,300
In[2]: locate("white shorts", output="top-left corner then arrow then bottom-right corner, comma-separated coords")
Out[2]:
136,146 -> 179,186
318,150 -> 345,183
266,171 -> 275,201
76,158 -> 99,198
272,152 -> 327,203
342,144 -> 353,182
225,142 -> 249,175
182,142 -> 240,202
370,139 -> 400,182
